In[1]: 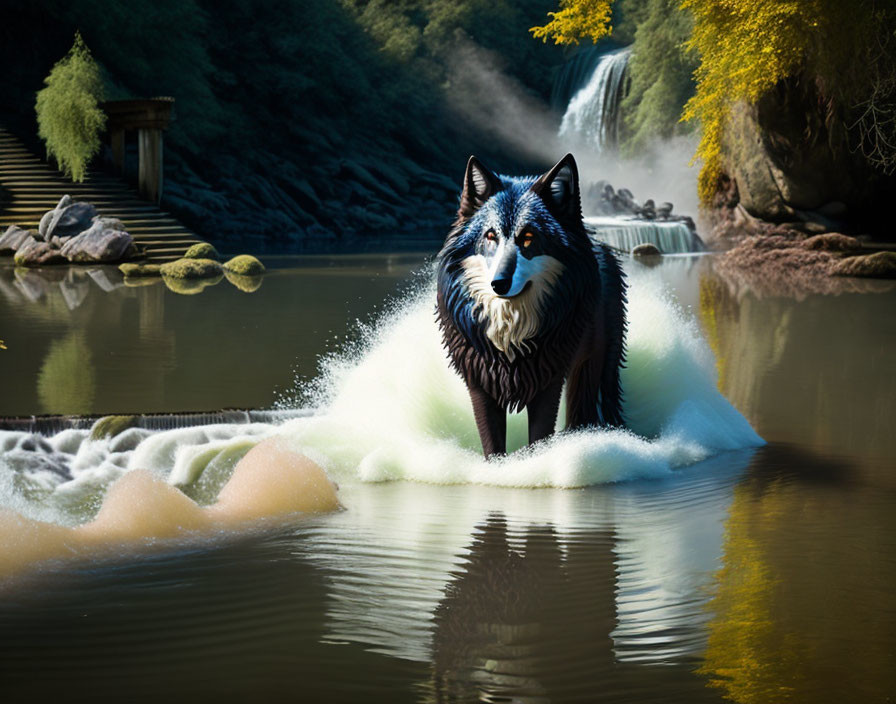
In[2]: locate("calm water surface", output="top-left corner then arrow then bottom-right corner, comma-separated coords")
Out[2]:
0,254 -> 894,703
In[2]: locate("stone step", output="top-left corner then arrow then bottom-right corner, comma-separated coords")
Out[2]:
0,124 -> 205,260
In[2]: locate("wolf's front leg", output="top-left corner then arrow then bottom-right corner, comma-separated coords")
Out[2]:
527,377 -> 564,445
467,384 -> 507,458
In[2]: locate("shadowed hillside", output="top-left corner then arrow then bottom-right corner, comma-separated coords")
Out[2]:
0,0 -> 566,252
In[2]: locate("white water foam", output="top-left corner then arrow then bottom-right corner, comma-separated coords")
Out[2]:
274,270 -> 762,488
0,266 -> 763,530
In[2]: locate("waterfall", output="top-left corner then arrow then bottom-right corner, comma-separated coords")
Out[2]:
559,47 -> 631,152
555,46 -> 701,254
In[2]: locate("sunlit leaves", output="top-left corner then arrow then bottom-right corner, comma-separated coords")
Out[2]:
530,0 -> 614,45
35,32 -> 106,183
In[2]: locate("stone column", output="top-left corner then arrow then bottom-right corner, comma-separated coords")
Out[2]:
138,128 -> 163,204
109,128 -> 126,175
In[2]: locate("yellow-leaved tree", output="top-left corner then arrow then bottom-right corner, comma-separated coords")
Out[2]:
532,0 -> 896,204
530,0 -> 614,45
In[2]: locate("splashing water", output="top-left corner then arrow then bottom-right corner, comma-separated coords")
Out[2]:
0,264 -> 763,575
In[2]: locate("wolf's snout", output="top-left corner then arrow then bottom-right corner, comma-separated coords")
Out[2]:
491,277 -> 512,295
491,247 -> 517,296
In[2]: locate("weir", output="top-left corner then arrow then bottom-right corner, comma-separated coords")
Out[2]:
587,217 -> 697,255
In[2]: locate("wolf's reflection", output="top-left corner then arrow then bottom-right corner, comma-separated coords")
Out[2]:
429,514 -> 716,703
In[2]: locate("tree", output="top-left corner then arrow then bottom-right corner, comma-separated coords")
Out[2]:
530,0 -> 614,45
532,0 -> 896,204
35,32 -> 106,183
620,0 -> 696,155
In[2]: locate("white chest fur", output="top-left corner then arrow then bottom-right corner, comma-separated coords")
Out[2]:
460,253 -> 564,361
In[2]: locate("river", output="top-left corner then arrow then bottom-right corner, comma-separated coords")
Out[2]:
0,253 -> 894,703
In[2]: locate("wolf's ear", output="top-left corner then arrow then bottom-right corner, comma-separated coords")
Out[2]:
531,154 -> 581,221
458,156 -> 502,220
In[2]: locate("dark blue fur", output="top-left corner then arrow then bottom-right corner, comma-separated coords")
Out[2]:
436,154 -> 627,456
438,175 -> 595,357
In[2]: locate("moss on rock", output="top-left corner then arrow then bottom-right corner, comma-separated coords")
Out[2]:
183,242 -> 220,260
223,254 -> 265,276
119,263 -> 162,277
90,414 -> 138,441
159,257 -> 223,279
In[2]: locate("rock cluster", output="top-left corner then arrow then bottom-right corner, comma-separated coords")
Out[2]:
0,196 -> 136,266
716,231 -> 896,297
585,180 -> 696,230
119,251 -> 265,295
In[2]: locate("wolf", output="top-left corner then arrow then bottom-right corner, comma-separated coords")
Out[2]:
436,153 -> 627,458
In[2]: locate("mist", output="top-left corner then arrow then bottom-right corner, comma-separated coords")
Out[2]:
444,38 -> 701,220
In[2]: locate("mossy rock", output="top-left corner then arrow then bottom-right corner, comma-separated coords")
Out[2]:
183,242 -> 220,260
225,270 -> 264,292
159,257 -> 223,279
632,243 -> 662,257
119,262 -> 162,277
833,251 -> 896,278
162,272 -> 224,295
90,414 -> 138,441
223,254 -> 265,276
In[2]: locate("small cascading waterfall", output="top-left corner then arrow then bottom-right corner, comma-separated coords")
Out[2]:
559,47 -> 632,152
586,217 -> 697,255
556,46 -> 701,254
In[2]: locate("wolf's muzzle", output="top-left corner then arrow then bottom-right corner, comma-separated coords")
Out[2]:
490,245 -> 517,295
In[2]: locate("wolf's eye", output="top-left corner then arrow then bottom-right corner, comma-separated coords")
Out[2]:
520,232 -> 534,248
485,230 -> 498,242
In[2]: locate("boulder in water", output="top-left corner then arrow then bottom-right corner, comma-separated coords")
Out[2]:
833,252 -> 896,278
60,218 -> 134,263
13,237 -> 67,266
159,258 -> 223,279
90,415 -> 139,441
223,254 -> 265,276
183,242 -> 220,260
119,263 -> 163,277
639,199 -> 656,220
802,233 -> 861,252
0,225 -> 32,255
632,243 -> 662,257
38,195 -> 98,241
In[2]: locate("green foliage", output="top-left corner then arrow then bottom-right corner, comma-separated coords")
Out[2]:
342,0 -> 565,101
534,0 -> 896,203
619,0 -> 696,155
35,32 -> 106,182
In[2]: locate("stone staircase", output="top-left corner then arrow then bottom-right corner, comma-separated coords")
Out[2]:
0,128 -> 204,262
